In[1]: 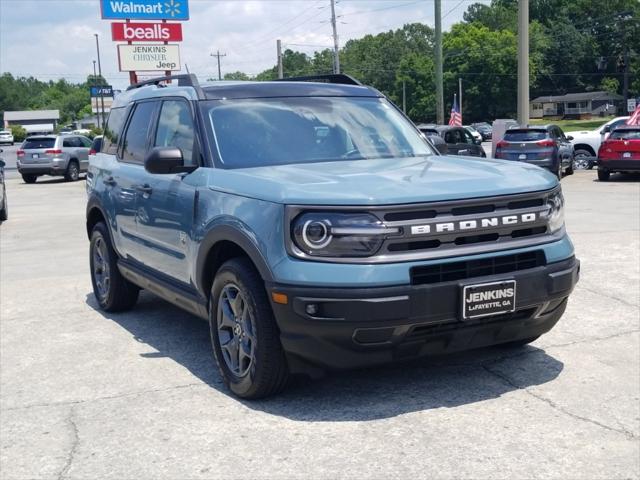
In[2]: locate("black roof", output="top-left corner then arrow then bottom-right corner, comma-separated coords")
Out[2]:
201,81 -> 381,100
416,124 -> 464,132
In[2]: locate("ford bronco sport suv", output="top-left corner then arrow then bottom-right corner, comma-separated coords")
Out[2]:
86,74 -> 579,399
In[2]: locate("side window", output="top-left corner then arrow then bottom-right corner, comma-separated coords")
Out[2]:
103,107 -> 127,155
154,100 -> 196,166
62,138 -> 74,148
556,127 -> 566,140
461,129 -> 474,144
121,102 -> 157,164
79,136 -> 92,147
444,131 -> 455,144
548,128 -> 557,139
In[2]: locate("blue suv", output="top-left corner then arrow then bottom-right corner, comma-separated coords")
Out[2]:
86,74 -> 579,399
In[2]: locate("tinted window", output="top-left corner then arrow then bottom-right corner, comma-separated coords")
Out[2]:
122,102 -> 157,164
103,107 -> 127,155
79,136 -> 92,147
204,97 -> 432,169
63,137 -> 81,148
610,129 -> 640,140
444,130 -> 461,144
23,138 -> 55,149
504,130 -> 548,142
155,100 -> 196,166
461,129 -> 475,144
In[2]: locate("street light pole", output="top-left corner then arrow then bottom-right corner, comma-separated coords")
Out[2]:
517,0 -> 530,125
434,0 -> 444,124
94,34 -> 106,129
92,60 -> 99,129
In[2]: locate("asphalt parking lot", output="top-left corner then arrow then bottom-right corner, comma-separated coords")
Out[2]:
1,171 -> 639,479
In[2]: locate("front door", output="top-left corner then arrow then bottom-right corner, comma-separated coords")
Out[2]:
135,99 -> 198,285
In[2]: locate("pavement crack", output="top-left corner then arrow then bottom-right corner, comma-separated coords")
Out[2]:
57,406 -> 79,480
543,328 -> 640,351
579,286 -> 639,308
482,363 -> 638,441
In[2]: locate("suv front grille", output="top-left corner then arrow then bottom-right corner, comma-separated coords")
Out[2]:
410,250 -> 546,285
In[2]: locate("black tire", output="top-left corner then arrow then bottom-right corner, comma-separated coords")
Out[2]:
65,160 -> 79,182
565,160 -> 574,176
0,190 -> 7,222
22,174 -> 37,184
89,221 -> 139,312
573,149 -> 594,170
209,257 -> 289,399
556,163 -> 562,180
598,169 -> 610,182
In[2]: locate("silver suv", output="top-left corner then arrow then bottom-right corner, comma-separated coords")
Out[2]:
17,134 -> 91,183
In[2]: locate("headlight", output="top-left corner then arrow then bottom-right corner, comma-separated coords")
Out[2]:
545,190 -> 565,233
291,212 -> 400,258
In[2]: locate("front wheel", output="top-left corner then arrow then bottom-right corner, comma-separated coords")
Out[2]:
90,222 -> 139,312
210,258 -> 289,399
573,149 -> 593,170
598,169 -> 610,182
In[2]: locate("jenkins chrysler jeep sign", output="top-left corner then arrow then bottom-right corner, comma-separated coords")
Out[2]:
101,0 -> 189,20
111,22 -> 183,41
118,44 -> 181,71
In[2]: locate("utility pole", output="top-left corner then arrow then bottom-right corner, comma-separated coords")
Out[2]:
434,0 -> 444,124
210,50 -> 227,81
459,77 -> 463,122
94,34 -> 106,129
330,0 -> 340,74
517,0 -> 529,125
623,45 -> 629,113
92,60 -> 99,129
277,39 -> 284,79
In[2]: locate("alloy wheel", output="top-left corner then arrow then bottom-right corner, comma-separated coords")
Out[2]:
573,154 -> 591,170
92,236 -> 110,301
216,284 -> 256,377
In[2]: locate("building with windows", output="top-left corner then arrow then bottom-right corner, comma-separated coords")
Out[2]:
530,91 -> 623,119
3,110 -> 60,134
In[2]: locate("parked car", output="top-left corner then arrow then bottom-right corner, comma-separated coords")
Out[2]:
0,150 -> 7,223
416,124 -> 448,154
418,125 -> 485,157
86,73 -> 579,399
495,125 -> 574,178
471,122 -> 492,140
569,116 -> 630,170
89,135 -> 103,155
0,130 -> 14,145
17,134 -> 91,183
597,125 -> 640,181
464,125 -> 483,143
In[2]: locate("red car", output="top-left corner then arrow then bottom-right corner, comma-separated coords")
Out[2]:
597,126 -> 640,181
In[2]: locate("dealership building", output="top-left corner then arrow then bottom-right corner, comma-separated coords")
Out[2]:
3,110 -> 60,134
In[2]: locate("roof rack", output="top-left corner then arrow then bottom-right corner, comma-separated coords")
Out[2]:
126,74 -> 205,99
276,74 -> 363,86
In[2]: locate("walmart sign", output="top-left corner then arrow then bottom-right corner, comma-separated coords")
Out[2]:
101,0 -> 189,20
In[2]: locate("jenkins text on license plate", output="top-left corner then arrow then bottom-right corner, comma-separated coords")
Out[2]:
462,280 -> 516,320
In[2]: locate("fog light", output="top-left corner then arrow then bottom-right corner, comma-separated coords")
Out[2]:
305,304 -> 318,315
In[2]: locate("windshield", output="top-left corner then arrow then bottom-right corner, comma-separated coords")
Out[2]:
610,129 -> 640,140
203,97 -> 433,168
504,130 -> 547,142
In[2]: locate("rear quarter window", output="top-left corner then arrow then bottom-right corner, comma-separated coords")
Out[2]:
503,130 -> 547,142
103,107 -> 127,155
23,138 -> 55,149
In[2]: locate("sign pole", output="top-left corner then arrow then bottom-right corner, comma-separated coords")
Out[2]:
163,19 -> 171,83
126,19 -> 138,85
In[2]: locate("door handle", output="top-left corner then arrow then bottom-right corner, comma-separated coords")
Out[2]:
103,176 -> 117,187
135,184 -> 153,195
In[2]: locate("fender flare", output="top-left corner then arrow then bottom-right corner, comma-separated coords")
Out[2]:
195,224 -> 275,297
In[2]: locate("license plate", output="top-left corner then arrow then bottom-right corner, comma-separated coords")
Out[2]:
623,152 -> 631,158
32,153 -> 39,159
462,280 -> 516,320
518,154 -> 527,160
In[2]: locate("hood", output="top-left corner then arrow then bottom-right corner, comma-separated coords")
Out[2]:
202,155 -> 558,205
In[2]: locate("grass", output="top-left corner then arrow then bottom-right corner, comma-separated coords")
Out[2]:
528,116 -> 615,132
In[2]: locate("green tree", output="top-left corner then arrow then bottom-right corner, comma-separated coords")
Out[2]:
224,71 -> 250,81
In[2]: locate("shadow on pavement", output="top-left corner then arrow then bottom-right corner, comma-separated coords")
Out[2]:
593,172 -> 640,182
86,291 -> 564,422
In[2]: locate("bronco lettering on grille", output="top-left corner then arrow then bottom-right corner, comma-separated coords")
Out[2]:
410,213 -> 538,236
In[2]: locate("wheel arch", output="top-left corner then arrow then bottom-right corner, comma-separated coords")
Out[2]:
573,144 -> 596,156
196,225 -> 274,301
86,199 -> 108,240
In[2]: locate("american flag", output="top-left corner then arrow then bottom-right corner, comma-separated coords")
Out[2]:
449,95 -> 462,126
627,102 -> 640,125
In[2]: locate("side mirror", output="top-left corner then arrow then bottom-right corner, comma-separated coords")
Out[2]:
566,135 -> 574,141
144,147 -> 195,174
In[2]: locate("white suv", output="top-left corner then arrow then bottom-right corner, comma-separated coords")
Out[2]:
570,116 -> 629,169
0,130 -> 14,145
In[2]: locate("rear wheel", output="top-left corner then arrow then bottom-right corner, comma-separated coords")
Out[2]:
598,169 -> 610,182
209,257 -> 289,399
0,190 -> 7,222
90,221 -> 139,312
21,174 -> 37,184
65,160 -> 79,182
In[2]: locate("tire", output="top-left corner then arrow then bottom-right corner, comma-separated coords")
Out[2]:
209,257 -> 289,399
566,159 -> 574,176
22,174 -> 37,184
89,221 -> 139,312
0,191 -> 7,222
65,160 -> 79,182
573,149 -> 593,170
598,169 -> 610,182
555,163 -> 562,180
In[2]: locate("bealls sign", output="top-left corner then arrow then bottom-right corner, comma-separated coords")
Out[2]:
111,22 -> 183,42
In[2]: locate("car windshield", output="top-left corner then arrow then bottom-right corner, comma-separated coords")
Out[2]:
503,130 -> 547,142
23,138 -> 55,149
610,129 -> 640,140
202,96 -> 433,168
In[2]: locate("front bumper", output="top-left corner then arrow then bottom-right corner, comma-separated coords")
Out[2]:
269,256 -> 579,373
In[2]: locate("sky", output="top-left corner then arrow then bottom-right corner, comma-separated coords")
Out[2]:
0,0 -> 489,90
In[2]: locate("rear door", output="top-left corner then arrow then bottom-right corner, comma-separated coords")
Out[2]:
134,98 -> 199,284
77,136 -> 92,171
459,128 -> 483,156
